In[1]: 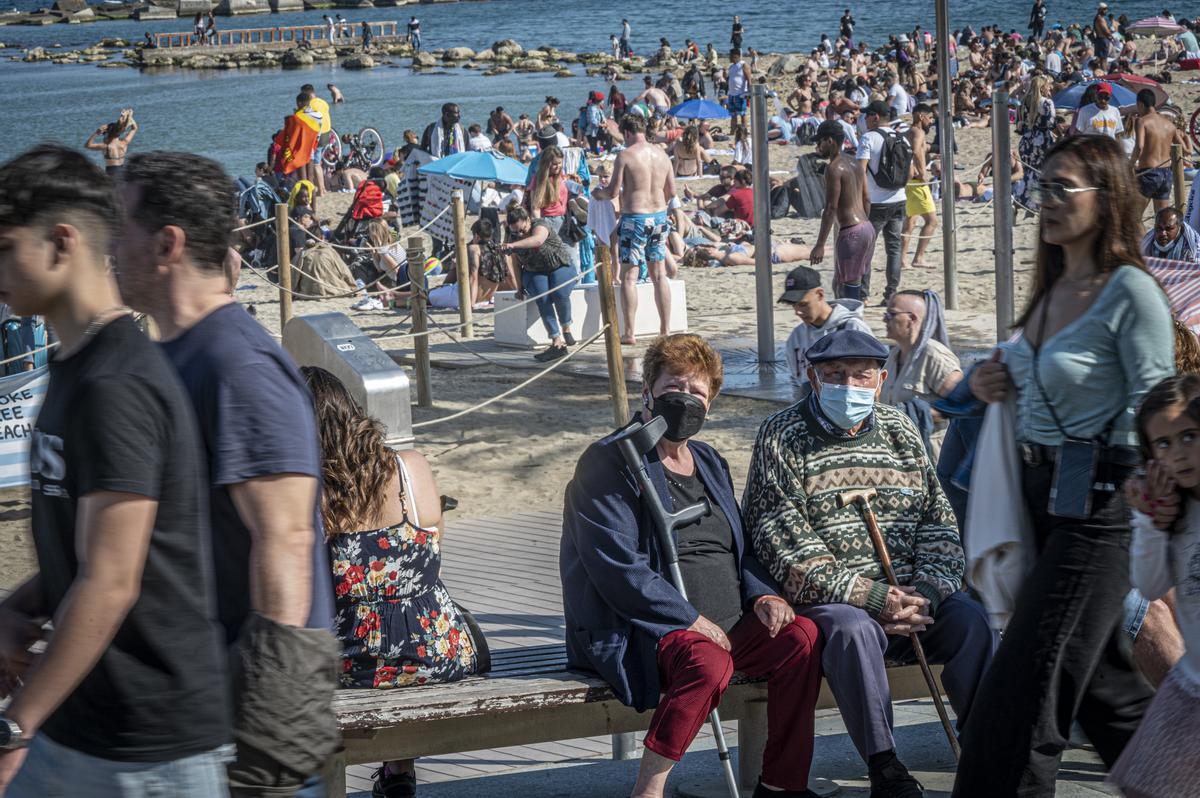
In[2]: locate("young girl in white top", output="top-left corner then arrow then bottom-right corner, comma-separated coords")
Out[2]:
732,123 -> 752,166
1113,373 -> 1200,797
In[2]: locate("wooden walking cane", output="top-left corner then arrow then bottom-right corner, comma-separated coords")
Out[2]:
836,487 -> 962,760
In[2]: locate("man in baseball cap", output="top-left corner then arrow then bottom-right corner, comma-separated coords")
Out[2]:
1072,79 -> 1124,139
779,265 -> 874,396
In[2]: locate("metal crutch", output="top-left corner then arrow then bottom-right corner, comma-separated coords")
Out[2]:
613,415 -> 741,798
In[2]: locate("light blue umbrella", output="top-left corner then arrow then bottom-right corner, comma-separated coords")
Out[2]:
1052,80 -> 1138,110
667,99 -> 731,120
418,150 -> 529,184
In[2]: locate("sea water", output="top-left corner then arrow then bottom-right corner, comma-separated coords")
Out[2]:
0,0 -> 1171,176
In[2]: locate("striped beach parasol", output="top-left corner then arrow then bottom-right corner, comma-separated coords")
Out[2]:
1147,257 -> 1200,334
1127,16 -> 1185,37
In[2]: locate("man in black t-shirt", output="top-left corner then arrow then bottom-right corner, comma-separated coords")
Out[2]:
0,146 -> 230,795
114,151 -> 338,798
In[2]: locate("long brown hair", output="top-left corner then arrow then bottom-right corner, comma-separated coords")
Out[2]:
301,366 -> 398,536
1016,135 -> 1148,328
532,145 -> 563,211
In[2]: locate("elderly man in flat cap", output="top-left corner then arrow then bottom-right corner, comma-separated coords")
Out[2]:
742,329 -> 994,798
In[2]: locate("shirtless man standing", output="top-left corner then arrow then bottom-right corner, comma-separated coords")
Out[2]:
488,107 -> 516,145
635,77 -> 672,118
592,113 -> 675,344
1093,2 -> 1113,73
901,103 -> 938,268
809,119 -> 874,300
1132,88 -> 1191,216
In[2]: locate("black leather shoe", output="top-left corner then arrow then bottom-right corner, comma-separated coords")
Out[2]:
371,767 -> 417,798
868,759 -> 925,798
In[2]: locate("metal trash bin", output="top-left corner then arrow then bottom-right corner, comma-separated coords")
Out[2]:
283,312 -> 413,449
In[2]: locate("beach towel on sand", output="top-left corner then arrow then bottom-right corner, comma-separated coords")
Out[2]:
293,242 -> 358,298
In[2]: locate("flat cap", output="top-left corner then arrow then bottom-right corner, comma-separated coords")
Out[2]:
805,329 -> 889,365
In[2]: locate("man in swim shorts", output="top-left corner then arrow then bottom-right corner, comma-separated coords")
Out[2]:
725,48 -> 751,128
593,113 -> 676,345
809,120 -> 876,300
1131,88 -> 1191,216
902,103 -> 937,268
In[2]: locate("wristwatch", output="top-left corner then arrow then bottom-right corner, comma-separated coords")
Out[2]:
0,717 -> 27,751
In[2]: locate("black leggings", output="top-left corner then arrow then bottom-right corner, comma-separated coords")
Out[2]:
952,457 -> 1153,797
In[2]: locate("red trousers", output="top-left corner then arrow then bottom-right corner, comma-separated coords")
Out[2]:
644,614 -> 823,792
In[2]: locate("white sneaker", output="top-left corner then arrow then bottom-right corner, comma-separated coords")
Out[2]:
351,296 -> 385,311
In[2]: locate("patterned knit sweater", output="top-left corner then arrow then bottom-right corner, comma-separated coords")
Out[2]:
742,395 -> 964,617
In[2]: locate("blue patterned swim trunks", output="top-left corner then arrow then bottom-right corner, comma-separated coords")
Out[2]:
617,210 -> 670,270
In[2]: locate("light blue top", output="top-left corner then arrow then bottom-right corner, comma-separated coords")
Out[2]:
1006,265 -> 1174,447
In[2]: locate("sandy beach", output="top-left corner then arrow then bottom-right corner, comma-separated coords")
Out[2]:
0,45 -> 1194,593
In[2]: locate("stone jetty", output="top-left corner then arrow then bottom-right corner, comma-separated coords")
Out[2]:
9,31 -> 769,79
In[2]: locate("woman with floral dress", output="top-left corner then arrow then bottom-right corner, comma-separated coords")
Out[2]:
1016,73 -> 1057,211
302,366 -> 487,798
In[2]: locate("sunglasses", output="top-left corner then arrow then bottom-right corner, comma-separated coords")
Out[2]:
1031,181 -> 1099,204
882,310 -> 916,322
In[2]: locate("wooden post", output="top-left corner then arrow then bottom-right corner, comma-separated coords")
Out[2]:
274,203 -> 294,329
595,244 -> 629,427
1173,142 -> 1186,212
406,236 -> 433,408
451,190 -> 473,339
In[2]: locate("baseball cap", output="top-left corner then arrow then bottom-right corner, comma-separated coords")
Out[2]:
777,266 -> 822,304
1095,80 -> 1113,96
865,99 -> 891,118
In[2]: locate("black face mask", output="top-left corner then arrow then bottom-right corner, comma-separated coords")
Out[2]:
645,391 -> 707,442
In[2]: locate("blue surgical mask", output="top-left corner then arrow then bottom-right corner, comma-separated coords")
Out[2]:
816,379 -> 878,430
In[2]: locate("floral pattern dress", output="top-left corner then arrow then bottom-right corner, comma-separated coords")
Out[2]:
329,460 -> 480,689
1017,96 -> 1056,211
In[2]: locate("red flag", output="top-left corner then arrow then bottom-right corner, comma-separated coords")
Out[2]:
275,111 -> 320,176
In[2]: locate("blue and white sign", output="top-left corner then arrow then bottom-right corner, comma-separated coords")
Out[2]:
0,367 -> 48,488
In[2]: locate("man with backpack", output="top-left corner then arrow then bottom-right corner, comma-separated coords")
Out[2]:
857,100 -> 912,304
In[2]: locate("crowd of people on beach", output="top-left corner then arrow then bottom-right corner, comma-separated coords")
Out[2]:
4,4 -> 1200,798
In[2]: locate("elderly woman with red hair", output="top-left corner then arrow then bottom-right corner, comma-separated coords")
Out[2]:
561,334 -> 824,798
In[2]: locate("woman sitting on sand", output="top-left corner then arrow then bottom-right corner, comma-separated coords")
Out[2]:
670,126 -> 712,178
304,366 -> 487,798
288,179 -> 317,213
467,217 -> 510,303
83,108 -> 137,176
354,219 -> 411,311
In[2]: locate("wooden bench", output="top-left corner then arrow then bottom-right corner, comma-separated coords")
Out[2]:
326,643 -> 942,796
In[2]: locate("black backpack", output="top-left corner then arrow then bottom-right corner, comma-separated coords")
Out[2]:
870,127 -> 913,191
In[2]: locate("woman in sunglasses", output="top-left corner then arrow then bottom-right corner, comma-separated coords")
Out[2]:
952,135 -> 1174,796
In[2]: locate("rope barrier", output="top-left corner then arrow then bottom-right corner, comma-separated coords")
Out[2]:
232,217 -> 276,234
0,341 -> 58,367
411,325 -> 609,429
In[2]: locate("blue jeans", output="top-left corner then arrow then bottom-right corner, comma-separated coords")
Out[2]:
9,735 -> 233,798
522,266 -> 574,339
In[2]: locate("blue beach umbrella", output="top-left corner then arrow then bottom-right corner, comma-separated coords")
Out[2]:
418,150 -> 529,184
667,99 -> 731,120
1052,80 -> 1138,110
